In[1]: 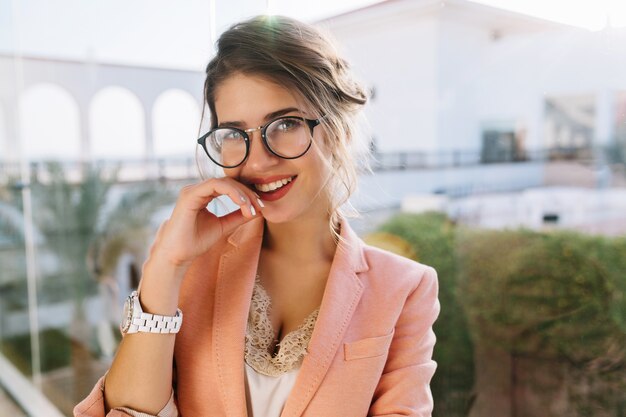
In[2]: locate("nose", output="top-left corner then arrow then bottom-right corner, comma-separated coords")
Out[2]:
244,129 -> 280,171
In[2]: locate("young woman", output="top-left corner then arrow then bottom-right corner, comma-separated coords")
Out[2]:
74,15 -> 439,417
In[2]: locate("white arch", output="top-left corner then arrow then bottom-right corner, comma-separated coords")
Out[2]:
152,89 -> 201,157
0,105 -> 6,161
90,87 -> 145,159
19,83 -> 81,160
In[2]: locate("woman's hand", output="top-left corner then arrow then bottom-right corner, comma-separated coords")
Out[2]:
102,178 -> 261,412
149,177 -> 263,273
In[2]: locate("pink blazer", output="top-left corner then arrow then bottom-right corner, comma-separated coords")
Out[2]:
75,216 -> 440,417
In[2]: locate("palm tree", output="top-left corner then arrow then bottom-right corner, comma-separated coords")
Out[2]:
1,161 -> 175,410
87,180 -> 176,359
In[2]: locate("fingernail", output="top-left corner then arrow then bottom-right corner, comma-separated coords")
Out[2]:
250,205 -> 256,216
240,194 -> 247,203
257,198 -> 265,208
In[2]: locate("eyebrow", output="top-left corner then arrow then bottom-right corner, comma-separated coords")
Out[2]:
218,107 -> 303,128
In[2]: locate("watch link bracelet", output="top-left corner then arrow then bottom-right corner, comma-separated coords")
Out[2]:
120,290 -> 183,335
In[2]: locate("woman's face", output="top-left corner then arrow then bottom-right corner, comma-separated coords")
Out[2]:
214,72 -> 332,224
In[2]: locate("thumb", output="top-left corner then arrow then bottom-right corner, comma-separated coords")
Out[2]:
218,208 -> 260,235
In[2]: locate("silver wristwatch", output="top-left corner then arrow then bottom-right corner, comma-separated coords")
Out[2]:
120,290 -> 183,335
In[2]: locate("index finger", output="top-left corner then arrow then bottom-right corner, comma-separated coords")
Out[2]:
175,177 -> 261,217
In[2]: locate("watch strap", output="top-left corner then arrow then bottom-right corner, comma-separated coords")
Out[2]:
127,309 -> 183,334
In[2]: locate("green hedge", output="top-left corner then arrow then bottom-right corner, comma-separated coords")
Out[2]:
1,328 -> 72,374
375,212 -> 626,416
457,228 -> 626,365
377,212 -> 474,417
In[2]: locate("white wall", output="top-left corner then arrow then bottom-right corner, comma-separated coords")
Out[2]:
351,161 -> 544,210
152,88 -> 201,157
475,27 -> 626,149
445,187 -> 626,234
90,86 -> 146,159
324,12 -> 440,152
19,83 -> 82,160
323,1 -> 626,154
436,14 -> 490,151
0,104 -> 6,159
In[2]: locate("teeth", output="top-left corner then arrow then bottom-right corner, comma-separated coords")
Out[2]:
254,176 -> 294,192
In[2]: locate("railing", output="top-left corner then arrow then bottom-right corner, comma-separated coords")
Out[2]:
0,145 -> 621,186
369,145 -> 615,171
0,353 -> 65,417
0,156 -> 199,186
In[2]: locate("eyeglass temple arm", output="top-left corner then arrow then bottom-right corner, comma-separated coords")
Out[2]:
306,115 -> 327,131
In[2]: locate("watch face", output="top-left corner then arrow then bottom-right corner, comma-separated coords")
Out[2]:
120,294 -> 133,333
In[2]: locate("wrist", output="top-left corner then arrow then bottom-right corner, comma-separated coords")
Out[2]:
143,250 -> 191,280
138,258 -> 186,316
148,243 -> 193,273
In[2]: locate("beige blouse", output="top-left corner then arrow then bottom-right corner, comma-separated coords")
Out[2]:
114,275 -> 319,417
243,275 -> 319,416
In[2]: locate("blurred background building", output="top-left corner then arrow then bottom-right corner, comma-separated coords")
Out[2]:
1,0 -> 625,415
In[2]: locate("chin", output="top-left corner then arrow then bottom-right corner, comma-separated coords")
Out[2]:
261,205 -> 329,226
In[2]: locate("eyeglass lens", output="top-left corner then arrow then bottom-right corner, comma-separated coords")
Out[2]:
204,117 -> 311,168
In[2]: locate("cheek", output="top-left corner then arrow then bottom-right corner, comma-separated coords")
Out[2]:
309,131 -> 334,169
223,167 -> 241,179
301,149 -> 331,183
315,146 -> 334,179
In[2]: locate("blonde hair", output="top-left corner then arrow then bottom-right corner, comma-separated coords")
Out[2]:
197,15 -> 372,244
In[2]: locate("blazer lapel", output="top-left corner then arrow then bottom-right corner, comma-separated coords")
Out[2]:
280,219 -> 369,417
213,217 -> 265,417
212,216 -> 369,417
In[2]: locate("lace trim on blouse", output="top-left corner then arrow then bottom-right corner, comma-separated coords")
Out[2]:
244,274 -> 319,377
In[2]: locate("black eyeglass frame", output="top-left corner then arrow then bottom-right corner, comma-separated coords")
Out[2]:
197,115 -> 325,169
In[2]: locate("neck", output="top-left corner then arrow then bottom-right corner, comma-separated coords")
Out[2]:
262,215 -> 339,264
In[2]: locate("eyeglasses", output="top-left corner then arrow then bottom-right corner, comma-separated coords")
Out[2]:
197,115 -> 324,168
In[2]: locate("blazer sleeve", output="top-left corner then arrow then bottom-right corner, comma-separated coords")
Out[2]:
73,374 -> 178,417
368,266 -> 440,417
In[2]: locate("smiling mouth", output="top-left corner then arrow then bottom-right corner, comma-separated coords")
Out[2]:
252,176 -> 295,193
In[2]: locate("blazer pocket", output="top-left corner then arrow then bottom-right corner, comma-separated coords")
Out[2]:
343,328 -> 395,361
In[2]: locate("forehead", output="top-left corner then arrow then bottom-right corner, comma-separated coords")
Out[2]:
214,73 -> 306,123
